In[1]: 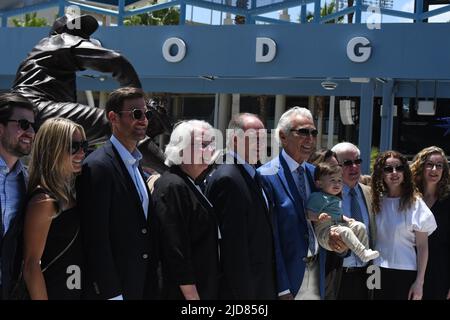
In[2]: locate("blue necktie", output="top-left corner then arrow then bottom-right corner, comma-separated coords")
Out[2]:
297,166 -> 316,255
349,188 -> 364,223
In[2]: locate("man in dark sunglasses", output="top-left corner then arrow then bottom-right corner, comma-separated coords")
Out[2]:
258,107 -> 324,300
0,92 -> 36,299
77,87 -> 160,301
330,142 -> 377,300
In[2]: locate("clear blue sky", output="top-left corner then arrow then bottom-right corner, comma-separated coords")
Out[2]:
186,0 -> 450,24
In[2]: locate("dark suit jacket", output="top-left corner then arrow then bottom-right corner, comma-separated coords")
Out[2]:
153,166 -> 219,299
0,169 -> 27,299
77,141 -> 160,300
258,153 -> 327,298
205,163 -> 276,300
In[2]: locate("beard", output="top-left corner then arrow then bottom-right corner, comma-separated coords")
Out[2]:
1,136 -> 31,158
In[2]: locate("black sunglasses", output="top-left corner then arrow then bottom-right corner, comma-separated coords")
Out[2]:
341,158 -> 363,167
383,164 -> 406,174
117,108 -> 152,121
290,128 -> 319,137
70,140 -> 89,155
7,119 -> 37,131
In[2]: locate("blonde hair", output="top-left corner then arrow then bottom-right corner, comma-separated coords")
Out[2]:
28,118 -> 86,207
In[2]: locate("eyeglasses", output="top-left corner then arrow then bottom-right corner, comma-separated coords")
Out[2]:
383,165 -> 406,174
290,128 -> 319,138
341,159 -> 363,167
424,162 -> 444,170
117,109 -> 152,121
7,119 -> 37,131
70,140 -> 89,155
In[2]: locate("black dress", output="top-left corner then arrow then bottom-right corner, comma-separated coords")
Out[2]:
153,166 -> 220,300
423,196 -> 450,300
29,188 -> 83,300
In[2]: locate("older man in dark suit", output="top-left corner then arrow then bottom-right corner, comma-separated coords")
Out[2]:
77,87 -> 159,300
205,113 -> 276,300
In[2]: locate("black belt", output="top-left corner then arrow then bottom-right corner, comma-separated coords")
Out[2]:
343,266 -> 367,273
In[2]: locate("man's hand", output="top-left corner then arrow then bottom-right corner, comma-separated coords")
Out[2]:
278,293 -> 294,300
328,227 -> 348,253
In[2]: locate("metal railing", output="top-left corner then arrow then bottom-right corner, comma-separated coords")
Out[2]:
1,0 -> 449,26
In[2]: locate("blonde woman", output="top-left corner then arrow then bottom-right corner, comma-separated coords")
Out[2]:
371,150 -> 437,300
411,146 -> 450,300
23,118 -> 87,300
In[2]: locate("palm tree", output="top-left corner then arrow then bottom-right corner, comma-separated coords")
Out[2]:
12,12 -> 48,27
306,0 -> 344,23
124,1 -> 180,26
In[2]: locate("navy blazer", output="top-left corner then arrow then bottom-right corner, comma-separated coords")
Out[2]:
258,153 -> 326,298
77,141 -> 160,300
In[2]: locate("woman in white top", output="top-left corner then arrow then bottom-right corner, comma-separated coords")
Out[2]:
371,150 -> 437,300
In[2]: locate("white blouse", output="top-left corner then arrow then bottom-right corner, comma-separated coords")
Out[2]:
374,196 -> 437,271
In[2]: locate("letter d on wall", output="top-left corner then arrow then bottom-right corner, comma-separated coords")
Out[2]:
256,37 -> 276,63
162,37 -> 186,63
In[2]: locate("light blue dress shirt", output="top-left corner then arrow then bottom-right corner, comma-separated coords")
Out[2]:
0,156 -> 27,285
110,135 -> 149,219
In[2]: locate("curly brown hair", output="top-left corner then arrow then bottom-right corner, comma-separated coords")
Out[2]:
410,146 -> 450,200
371,150 -> 418,214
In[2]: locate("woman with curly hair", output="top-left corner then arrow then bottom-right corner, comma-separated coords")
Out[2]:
411,146 -> 450,300
371,150 -> 437,300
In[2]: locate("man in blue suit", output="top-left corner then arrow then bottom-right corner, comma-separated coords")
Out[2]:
259,107 -> 344,300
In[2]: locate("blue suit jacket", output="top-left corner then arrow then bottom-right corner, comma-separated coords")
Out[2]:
258,153 -> 326,298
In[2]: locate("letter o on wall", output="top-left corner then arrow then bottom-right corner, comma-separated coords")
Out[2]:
162,37 -> 186,63
346,37 -> 371,63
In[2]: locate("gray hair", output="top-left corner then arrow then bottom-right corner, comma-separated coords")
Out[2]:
331,142 -> 361,161
275,106 -> 313,145
164,120 -> 214,167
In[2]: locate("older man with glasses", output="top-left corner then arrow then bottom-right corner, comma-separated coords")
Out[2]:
258,107 -> 335,300
329,142 -> 377,300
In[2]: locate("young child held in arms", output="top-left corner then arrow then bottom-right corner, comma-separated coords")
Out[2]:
306,163 -> 379,262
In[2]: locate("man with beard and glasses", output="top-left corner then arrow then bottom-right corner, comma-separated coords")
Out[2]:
0,92 -> 36,299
